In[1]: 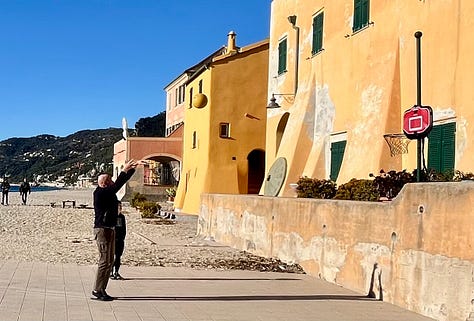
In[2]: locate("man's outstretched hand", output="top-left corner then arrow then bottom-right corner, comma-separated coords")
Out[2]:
123,159 -> 144,172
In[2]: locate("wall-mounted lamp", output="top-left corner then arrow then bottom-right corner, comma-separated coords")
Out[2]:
266,93 -> 295,109
288,15 -> 297,26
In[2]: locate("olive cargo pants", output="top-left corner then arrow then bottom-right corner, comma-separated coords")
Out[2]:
93,228 -> 115,292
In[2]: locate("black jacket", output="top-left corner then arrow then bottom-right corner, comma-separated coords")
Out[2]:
115,213 -> 126,241
20,182 -> 31,194
93,169 -> 135,228
1,181 -> 10,193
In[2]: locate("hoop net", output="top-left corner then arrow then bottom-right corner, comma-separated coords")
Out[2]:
384,133 -> 411,157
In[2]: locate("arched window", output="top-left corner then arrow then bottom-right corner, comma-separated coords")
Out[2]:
276,112 -> 290,154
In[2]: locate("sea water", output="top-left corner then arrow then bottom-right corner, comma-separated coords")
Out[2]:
8,185 -> 64,193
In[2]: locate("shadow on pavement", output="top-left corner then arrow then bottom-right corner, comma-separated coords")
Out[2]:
122,277 -> 302,281
115,294 -> 374,301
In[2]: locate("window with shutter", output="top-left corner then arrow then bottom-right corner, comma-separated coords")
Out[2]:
188,88 -> 193,108
312,12 -> 324,55
330,141 -> 347,181
278,38 -> 287,75
428,123 -> 456,173
219,123 -> 230,138
192,131 -> 197,149
353,0 -> 370,32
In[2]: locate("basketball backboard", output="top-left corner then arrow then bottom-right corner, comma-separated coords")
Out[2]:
403,105 -> 433,139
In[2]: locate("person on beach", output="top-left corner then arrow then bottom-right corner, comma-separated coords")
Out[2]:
92,159 -> 139,301
110,201 -> 126,280
1,176 -> 10,205
19,178 -> 31,205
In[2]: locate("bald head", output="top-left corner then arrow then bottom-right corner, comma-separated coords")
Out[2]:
97,174 -> 112,188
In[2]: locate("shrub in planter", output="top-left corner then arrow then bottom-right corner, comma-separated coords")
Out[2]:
131,192 -> 147,208
140,201 -> 160,218
166,187 -> 177,198
370,169 -> 414,199
334,179 -> 379,201
296,176 -> 337,199
424,169 -> 456,182
454,170 -> 474,181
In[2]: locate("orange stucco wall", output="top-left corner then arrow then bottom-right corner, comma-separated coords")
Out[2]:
266,0 -> 474,196
175,40 -> 269,214
127,137 -> 182,161
113,137 -> 182,170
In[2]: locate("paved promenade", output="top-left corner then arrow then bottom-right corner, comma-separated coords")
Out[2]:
0,260 -> 434,321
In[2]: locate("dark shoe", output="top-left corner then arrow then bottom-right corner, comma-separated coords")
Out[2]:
91,290 -> 103,299
91,290 -> 113,301
115,273 -> 124,280
102,290 -> 115,300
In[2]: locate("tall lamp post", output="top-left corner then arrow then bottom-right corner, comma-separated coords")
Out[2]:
415,31 -> 423,182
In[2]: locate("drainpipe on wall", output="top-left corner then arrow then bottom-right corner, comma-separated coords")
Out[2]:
288,15 -> 299,94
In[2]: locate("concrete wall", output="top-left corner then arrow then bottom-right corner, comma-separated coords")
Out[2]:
199,182 -> 474,321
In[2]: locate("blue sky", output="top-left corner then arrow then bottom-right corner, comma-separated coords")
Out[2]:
0,0 -> 271,141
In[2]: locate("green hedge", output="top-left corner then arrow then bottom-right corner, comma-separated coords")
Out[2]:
296,169 -> 474,202
296,177 -> 336,199
334,179 -> 379,201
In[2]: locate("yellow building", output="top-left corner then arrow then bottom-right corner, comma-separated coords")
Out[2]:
266,0 -> 474,196
175,32 -> 269,214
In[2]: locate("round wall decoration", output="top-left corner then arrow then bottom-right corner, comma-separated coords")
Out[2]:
193,93 -> 208,108
263,157 -> 287,197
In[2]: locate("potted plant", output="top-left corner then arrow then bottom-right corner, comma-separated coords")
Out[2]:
165,187 -> 176,201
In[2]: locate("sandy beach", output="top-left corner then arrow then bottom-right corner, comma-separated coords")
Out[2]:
0,188 -> 303,273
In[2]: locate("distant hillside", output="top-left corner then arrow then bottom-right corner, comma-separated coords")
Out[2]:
0,112 -> 167,185
0,128 -> 123,185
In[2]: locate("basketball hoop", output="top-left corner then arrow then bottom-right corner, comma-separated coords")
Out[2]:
383,133 -> 411,157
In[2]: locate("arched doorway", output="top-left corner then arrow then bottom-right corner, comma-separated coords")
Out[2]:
247,149 -> 265,194
143,156 -> 180,186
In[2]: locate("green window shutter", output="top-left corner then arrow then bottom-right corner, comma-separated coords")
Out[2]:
361,0 -> 370,28
353,0 -> 370,32
312,12 -> 324,54
428,123 -> 456,173
353,0 -> 362,31
427,126 -> 442,171
330,141 -> 347,181
278,38 -> 287,75
440,123 -> 456,172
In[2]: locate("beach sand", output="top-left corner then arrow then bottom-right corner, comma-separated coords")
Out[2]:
0,188 -> 303,273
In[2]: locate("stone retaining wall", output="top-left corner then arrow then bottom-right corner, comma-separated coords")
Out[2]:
198,182 -> 474,321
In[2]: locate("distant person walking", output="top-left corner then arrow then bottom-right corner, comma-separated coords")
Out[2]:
1,177 -> 10,205
110,201 -> 126,280
92,159 -> 139,301
19,178 -> 31,205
